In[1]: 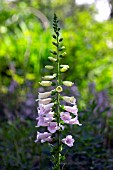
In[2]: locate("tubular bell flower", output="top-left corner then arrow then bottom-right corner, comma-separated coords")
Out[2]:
56,86 -> 63,92
62,96 -> 76,105
62,135 -> 74,147
45,111 -> 54,118
36,116 -> 49,127
60,112 -> 72,123
38,98 -> 52,105
64,105 -> 78,115
44,103 -> 54,111
69,117 -> 82,126
35,132 -> 52,143
48,122 -> 59,133
38,91 -> 52,99
38,103 -> 54,115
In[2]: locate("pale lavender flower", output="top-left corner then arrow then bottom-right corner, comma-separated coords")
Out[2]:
38,105 -> 47,116
38,103 -> 54,115
35,132 -> 52,143
62,135 -> 74,147
36,117 -> 50,127
60,112 -> 72,123
68,117 -> 82,126
44,103 -> 54,111
41,136 -> 53,143
48,122 -> 59,133
64,105 -> 78,116
46,111 -> 55,119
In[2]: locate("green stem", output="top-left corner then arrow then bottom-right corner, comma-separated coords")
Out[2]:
56,33 -> 60,170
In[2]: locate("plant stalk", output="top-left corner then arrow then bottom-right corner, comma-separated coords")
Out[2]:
56,33 -> 60,170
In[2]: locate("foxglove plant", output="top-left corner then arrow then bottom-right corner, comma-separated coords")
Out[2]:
35,14 -> 82,170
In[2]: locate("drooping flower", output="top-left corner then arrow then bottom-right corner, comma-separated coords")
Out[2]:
36,117 -> 49,127
38,91 -> 52,99
35,132 -> 52,143
56,86 -> 63,92
48,122 -> 59,133
36,114 -> 55,127
38,98 -> 52,105
41,136 -> 53,143
38,103 -> 54,115
44,103 -> 54,111
39,81 -> 52,87
45,111 -> 54,118
62,135 -> 74,147
63,81 -> 74,87
60,112 -> 72,123
62,96 -> 76,105
68,117 -> 82,126
64,105 -> 78,116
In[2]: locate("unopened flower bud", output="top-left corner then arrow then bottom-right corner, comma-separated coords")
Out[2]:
60,65 -> 69,68
48,57 -> 57,62
62,52 -> 67,56
52,35 -> 56,39
59,38 -> 63,42
56,31 -> 59,36
45,65 -> 54,70
59,46 -> 65,51
60,65 -> 69,72
60,52 -> 67,58
42,74 -> 56,80
39,81 -> 52,86
52,42 -> 58,46
50,50 -> 57,55
63,81 -> 74,87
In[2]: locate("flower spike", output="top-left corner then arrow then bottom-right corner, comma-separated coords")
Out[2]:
35,14 -> 82,170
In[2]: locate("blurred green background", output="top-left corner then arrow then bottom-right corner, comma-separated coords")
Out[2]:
0,0 -> 113,169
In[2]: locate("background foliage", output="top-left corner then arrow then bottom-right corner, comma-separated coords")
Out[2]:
0,0 -> 113,169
